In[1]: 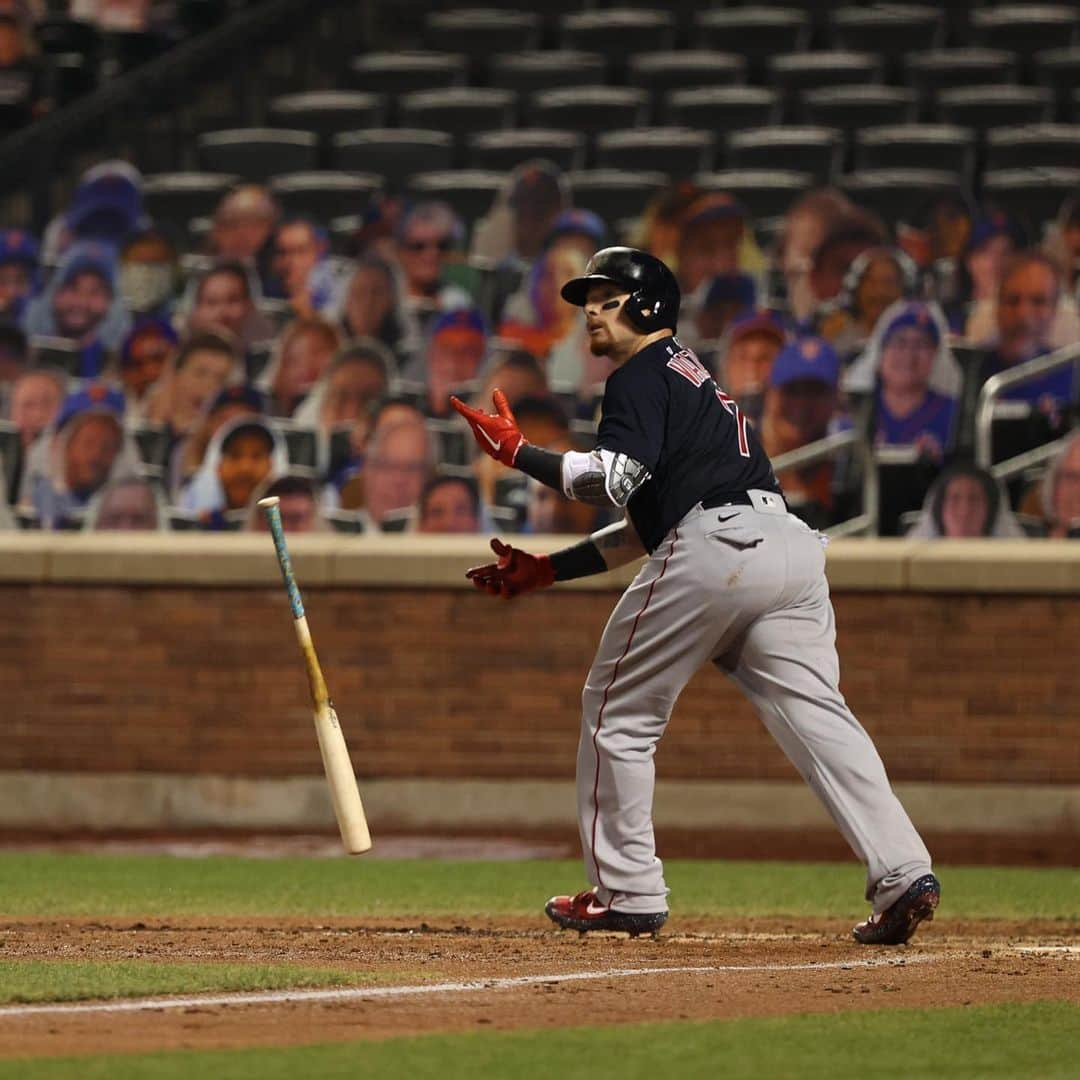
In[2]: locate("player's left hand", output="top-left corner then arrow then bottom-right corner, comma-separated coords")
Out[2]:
451,389 -> 526,468
466,538 -> 555,599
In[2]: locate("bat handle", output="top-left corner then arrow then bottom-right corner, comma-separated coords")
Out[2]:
259,496 -> 305,620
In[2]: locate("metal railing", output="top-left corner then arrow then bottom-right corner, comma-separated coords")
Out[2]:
771,427 -> 878,538
974,342 -> 1080,469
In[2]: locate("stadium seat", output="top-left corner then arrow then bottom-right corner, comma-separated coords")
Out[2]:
51,52 -> 97,106
196,129 -> 318,182
872,448 -> 942,538
347,51 -> 467,96
0,421 -> 19,505
986,125 -> 1080,171
131,424 -> 171,470
399,89 -> 517,148
854,125 -> 976,181
936,86 -> 1053,135
332,130 -> 453,191
425,418 -> 470,467
35,15 -> 103,62
1033,47 -> 1080,120
767,52 -> 883,122
693,169 -> 813,223
802,87 -> 916,136
725,127 -> 842,186
29,336 -> 81,379
490,52 -> 607,94
838,169 -> 965,228
903,49 -> 1019,114
663,87 -> 778,132
467,130 -> 586,172
529,87 -> 649,137
693,8 -> 811,78
425,9 -> 542,77
268,92 -> 387,141
566,170 -> 669,229
406,171 -> 504,229
971,5 -> 1078,60
272,421 -> 319,469
627,51 -> 747,99
595,129 -> 715,178
142,172 -> 239,232
268,172 -> 382,220
107,28 -> 172,74
829,5 -> 944,60
559,10 -> 676,75
982,167 -> 1080,235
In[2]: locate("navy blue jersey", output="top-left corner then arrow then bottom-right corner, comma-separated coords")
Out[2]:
596,335 -> 781,552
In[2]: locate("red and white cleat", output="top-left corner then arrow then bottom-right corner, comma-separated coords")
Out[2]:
544,888 -> 668,937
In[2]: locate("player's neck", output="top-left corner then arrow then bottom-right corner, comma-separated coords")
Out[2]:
613,329 -> 675,365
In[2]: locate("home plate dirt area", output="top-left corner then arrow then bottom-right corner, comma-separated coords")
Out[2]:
1,917 -> 1076,1059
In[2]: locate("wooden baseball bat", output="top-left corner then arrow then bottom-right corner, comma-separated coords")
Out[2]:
258,496 -> 372,854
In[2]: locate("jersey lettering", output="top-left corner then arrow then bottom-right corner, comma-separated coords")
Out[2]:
665,348 -> 710,388
714,388 -> 751,458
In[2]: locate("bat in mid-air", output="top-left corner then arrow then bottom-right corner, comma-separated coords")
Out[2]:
259,495 -> 372,854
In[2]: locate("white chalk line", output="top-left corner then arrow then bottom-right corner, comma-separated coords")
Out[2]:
0,955 -> 941,1020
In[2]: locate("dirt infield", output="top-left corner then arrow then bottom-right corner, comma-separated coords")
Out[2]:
1,916 -> 1076,1059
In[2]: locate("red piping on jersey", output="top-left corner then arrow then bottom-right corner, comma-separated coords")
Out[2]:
589,529 -> 680,890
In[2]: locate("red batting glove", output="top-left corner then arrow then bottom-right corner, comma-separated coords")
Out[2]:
466,538 -> 555,599
450,389 -> 526,468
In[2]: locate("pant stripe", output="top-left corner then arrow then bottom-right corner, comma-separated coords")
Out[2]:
588,530 -> 680,891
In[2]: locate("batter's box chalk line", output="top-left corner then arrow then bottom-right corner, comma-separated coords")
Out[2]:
0,954 -> 947,1019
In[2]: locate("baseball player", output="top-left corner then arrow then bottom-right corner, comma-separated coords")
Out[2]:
452,248 -> 939,944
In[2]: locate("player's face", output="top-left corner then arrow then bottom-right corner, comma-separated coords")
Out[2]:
880,327 -> 934,396
940,474 -> 989,538
584,283 -> 635,362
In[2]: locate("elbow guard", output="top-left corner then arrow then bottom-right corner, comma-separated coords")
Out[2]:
561,449 -> 651,507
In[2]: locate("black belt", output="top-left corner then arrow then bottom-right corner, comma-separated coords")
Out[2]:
701,492 -> 754,509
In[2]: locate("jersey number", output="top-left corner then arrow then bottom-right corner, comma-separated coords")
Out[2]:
666,349 -> 750,458
714,388 -> 751,458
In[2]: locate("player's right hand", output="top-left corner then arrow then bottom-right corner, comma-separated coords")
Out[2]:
466,538 -> 555,599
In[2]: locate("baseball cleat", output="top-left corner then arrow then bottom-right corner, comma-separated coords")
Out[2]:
852,873 -> 941,946
544,888 -> 668,937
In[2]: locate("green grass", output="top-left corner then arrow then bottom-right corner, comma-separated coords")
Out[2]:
0,960 -> 396,1004
2,1002 -> 1077,1079
0,854 -> 1076,921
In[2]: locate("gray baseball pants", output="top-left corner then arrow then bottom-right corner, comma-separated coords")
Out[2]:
578,493 -> 932,916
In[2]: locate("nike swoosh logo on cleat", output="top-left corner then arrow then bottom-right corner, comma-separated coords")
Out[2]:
476,427 -> 501,452
585,901 -> 609,916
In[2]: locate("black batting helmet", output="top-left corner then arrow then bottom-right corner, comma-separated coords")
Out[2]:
560,246 -> 680,333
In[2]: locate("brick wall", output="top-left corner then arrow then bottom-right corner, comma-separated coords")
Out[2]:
2,583 -> 1078,785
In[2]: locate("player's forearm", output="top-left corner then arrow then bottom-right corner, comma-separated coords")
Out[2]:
514,444 -> 564,491
548,519 -> 644,582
